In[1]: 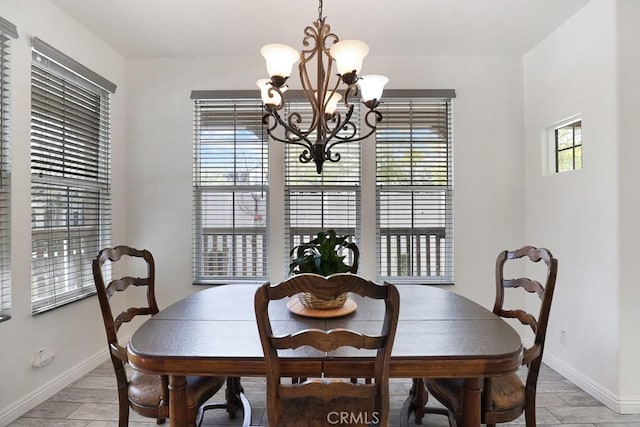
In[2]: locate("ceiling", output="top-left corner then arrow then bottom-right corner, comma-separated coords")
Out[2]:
50,0 -> 589,58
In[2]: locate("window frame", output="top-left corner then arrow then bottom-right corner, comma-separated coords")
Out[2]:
375,91 -> 455,285
191,92 -> 269,285
555,119 -> 582,173
0,16 -> 18,322
190,89 -> 455,285
283,97 -> 362,276
30,38 -> 115,314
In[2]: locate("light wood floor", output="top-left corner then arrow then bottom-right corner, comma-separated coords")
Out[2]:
8,362 -> 640,426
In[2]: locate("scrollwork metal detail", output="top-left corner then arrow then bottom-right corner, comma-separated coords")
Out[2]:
260,6 -> 382,174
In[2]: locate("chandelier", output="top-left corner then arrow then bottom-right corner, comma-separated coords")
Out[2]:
257,0 -> 389,174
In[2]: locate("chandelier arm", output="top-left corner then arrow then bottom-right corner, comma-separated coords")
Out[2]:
318,20 -> 338,136
264,124 -> 314,165
264,108 -> 315,166
364,108 -> 384,129
266,85 -> 286,110
343,83 -> 359,107
330,125 -> 377,147
264,125 -> 314,156
320,78 -> 343,134
299,150 -> 314,164
323,102 -> 356,142
284,111 -> 306,139
326,108 -> 381,149
263,108 -> 315,148
323,111 -> 345,139
326,150 -> 341,163
298,59 -> 321,137
302,22 -> 321,56
322,83 -> 358,136
327,120 -> 358,143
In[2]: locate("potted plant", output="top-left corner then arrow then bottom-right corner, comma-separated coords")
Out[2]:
289,229 -> 359,309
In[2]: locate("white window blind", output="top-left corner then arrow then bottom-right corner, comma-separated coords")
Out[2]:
284,100 -> 361,275
30,40 -> 114,314
376,96 -> 453,283
192,97 -> 269,284
0,16 -> 18,321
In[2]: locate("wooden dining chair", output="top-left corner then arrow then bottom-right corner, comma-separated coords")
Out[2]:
419,246 -> 558,427
255,273 -> 400,427
92,245 -> 240,427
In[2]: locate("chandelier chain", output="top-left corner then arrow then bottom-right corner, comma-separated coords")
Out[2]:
318,0 -> 324,21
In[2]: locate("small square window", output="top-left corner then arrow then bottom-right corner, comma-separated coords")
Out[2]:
555,120 -> 582,172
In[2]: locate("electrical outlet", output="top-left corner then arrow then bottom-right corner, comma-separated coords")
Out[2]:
560,330 -> 567,346
33,348 -> 55,368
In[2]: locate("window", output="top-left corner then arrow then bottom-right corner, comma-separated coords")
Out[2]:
191,90 -> 454,283
30,38 -> 115,314
376,94 -> 454,284
555,119 -> 582,172
192,94 -> 268,284
284,99 -> 361,273
0,17 -> 18,321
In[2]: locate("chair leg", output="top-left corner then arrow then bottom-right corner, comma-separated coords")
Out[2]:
525,395 -> 537,427
117,391 -> 129,427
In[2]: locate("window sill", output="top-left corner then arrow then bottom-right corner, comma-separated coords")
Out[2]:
377,278 -> 454,286
192,280 -> 265,286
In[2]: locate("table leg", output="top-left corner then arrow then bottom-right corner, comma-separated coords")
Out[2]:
225,377 -> 246,418
412,378 -> 429,424
400,378 -> 428,426
461,378 -> 482,427
168,375 -> 189,427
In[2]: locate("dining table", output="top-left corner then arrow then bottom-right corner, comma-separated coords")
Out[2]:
127,283 -> 523,427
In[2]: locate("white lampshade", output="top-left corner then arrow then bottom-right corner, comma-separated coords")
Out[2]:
329,40 -> 369,76
315,91 -> 342,115
260,43 -> 299,80
357,74 -> 389,102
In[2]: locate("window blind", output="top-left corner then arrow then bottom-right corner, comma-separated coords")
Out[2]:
0,17 -> 17,321
30,42 -> 114,314
284,100 -> 361,275
192,98 -> 268,284
376,97 -> 454,283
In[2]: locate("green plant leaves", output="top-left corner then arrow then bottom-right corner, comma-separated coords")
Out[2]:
289,229 -> 353,276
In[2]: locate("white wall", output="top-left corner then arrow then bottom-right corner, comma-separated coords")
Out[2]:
617,0 -> 640,408
125,54 -> 526,310
0,1 -> 549,423
523,0 -> 625,410
3,0 -> 640,422
0,0 -> 127,424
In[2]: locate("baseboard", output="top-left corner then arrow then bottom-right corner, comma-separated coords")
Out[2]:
543,350 -> 640,414
0,348 -> 109,427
